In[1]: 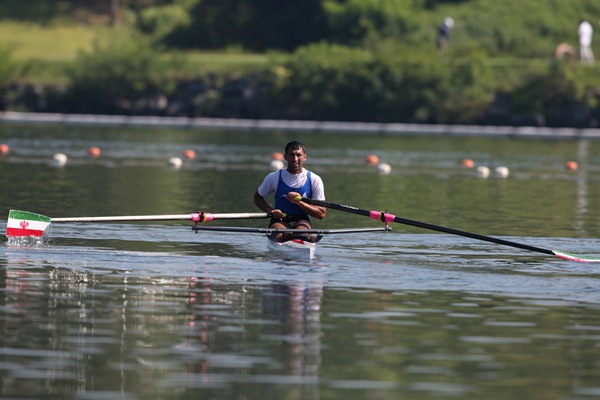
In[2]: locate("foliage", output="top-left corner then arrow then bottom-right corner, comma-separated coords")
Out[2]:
444,0 -> 600,58
0,46 -> 22,87
3,0 -> 600,126
128,0 -> 199,42
61,32 -> 180,113
267,42 -> 495,123
269,43 -> 375,120
322,0 -> 415,46
167,0 -> 327,51
509,62 -> 600,126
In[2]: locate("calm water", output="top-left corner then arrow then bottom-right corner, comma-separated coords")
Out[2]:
2,124 -> 600,399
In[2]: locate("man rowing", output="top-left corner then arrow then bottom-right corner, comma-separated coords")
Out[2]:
253,141 -> 326,241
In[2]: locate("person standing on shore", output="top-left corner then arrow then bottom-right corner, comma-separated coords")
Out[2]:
578,19 -> 594,64
437,17 -> 455,58
253,141 -> 326,239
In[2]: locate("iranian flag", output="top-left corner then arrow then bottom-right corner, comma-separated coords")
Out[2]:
6,210 -> 51,237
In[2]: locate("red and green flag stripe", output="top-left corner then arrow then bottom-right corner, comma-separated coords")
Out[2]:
6,210 -> 51,237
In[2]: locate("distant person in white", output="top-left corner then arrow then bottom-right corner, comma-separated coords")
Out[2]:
578,19 -> 594,64
437,16 -> 455,58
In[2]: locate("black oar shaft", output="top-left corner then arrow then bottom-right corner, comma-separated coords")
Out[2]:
392,215 -> 553,255
303,198 -> 554,256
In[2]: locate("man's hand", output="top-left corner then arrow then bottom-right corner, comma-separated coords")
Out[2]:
287,192 -> 302,203
271,209 -> 285,219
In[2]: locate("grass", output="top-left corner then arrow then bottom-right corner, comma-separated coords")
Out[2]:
0,20 -> 269,83
0,20 -> 104,61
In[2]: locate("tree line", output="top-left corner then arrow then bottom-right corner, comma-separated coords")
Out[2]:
2,0 -> 600,127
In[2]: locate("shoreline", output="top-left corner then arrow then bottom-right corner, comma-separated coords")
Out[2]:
2,111 -> 600,139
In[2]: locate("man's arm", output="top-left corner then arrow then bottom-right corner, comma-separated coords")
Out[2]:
253,191 -> 284,219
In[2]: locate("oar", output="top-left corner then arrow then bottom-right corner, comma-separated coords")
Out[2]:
301,198 -> 600,263
192,226 -> 391,235
5,209 -> 270,238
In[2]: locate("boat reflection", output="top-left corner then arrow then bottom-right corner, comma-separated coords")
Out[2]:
184,276 -> 323,398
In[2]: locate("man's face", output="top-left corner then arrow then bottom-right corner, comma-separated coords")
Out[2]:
285,147 -> 306,173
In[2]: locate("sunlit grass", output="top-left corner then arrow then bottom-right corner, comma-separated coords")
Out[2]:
0,20 -> 269,83
0,20 -> 106,61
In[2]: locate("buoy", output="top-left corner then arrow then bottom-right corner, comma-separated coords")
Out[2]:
168,157 -> 182,169
270,159 -> 285,171
366,154 -> 380,166
0,144 -> 9,155
461,159 -> 475,168
377,163 -> 392,174
475,166 -> 490,178
51,153 -> 68,168
565,161 -> 578,171
183,149 -> 196,159
494,166 -> 510,178
271,152 -> 284,161
87,146 -> 101,158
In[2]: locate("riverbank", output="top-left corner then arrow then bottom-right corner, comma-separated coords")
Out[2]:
2,111 -> 600,139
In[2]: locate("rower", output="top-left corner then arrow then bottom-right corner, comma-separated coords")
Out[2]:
253,141 -> 326,241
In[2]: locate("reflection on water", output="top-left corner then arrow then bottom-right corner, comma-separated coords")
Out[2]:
2,125 -> 600,398
3,263 -> 600,399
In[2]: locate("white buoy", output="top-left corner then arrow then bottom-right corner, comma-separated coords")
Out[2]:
377,163 -> 392,174
270,159 -> 285,171
494,166 -> 510,178
168,157 -> 182,169
475,166 -> 490,178
50,153 -> 68,168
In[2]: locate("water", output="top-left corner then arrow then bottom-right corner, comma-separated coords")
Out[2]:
2,124 -> 600,399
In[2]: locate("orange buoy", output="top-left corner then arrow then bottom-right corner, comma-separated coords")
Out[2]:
87,146 -> 101,158
0,144 -> 9,155
461,159 -> 475,168
565,161 -> 578,171
183,149 -> 196,159
365,154 -> 380,166
271,152 -> 284,161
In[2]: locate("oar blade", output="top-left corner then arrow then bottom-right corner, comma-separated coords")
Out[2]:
553,251 -> 600,263
6,210 -> 52,238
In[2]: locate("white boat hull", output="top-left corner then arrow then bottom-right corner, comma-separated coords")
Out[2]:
267,236 -> 316,260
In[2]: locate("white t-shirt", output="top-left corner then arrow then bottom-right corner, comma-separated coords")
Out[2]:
257,168 -> 325,201
579,21 -> 593,46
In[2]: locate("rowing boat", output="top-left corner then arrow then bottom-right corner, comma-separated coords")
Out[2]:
191,226 -> 392,260
7,194 -> 600,263
5,209 -> 392,260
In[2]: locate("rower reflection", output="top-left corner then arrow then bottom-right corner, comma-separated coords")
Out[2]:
185,278 -> 323,398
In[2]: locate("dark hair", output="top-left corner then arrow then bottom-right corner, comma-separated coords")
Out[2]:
284,141 -> 305,155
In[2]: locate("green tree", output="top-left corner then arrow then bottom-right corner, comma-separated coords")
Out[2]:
167,0 -> 327,51
322,0 -> 415,47
62,32 -> 179,113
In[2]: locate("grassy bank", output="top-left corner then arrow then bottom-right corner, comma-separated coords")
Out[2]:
2,4 -> 600,127
0,20 -> 268,83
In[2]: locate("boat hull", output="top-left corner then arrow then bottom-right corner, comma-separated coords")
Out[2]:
267,235 -> 316,260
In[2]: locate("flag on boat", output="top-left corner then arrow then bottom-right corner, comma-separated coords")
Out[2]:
6,210 -> 51,237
